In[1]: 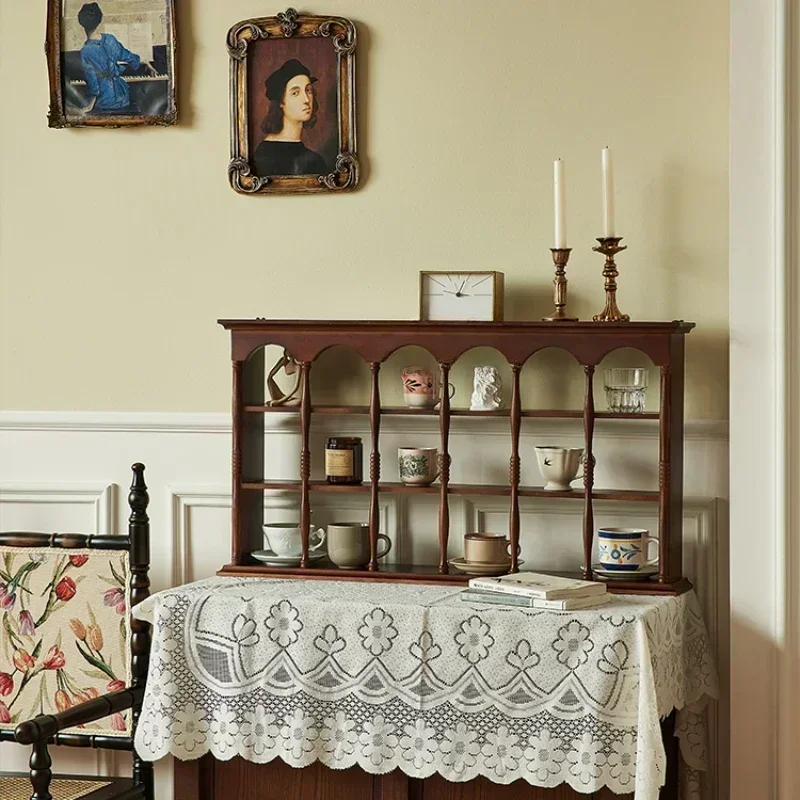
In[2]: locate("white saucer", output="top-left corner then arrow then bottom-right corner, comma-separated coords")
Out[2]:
252,549 -> 327,567
448,558 -> 524,576
591,563 -> 658,581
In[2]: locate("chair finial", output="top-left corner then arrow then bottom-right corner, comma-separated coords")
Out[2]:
128,463 -> 149,523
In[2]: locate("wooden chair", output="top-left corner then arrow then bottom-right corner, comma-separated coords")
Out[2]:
0,463 -> 152,800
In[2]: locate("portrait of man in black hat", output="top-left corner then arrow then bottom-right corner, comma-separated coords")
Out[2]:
239,29 -> 344,190
252,58 -> 328,177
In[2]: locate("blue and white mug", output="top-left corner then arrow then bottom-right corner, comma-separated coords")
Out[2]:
597,527 -> 659,571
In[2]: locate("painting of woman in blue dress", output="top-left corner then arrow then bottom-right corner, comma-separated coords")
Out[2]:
76,3 -> 156,114
49,0 -> 176,126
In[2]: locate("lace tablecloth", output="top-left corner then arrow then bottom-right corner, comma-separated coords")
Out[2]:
133,577 -> 718,799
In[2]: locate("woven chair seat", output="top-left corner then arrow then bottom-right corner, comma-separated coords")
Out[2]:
0,775 -> 116,800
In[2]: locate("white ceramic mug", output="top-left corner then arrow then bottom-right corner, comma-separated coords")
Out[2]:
263,523 -> 326,558
534,446 -> 585,492
597,527 -> 659,572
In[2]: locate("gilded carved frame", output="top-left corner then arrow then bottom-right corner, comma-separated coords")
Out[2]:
227,8 -> 360,195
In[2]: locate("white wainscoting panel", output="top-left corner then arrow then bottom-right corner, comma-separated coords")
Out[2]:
0,411 -> 728,800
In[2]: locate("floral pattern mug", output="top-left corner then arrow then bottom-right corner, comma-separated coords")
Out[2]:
401,367 -> 455,408
597,528 -> 659,571
398,447 -> 439,486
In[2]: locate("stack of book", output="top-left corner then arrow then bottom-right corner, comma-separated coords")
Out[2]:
461,572 -> 611,610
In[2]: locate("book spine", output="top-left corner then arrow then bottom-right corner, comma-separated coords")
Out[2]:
468,579 -> 549,599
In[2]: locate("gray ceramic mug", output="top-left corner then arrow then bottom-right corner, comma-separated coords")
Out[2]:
327,523 -> 391,568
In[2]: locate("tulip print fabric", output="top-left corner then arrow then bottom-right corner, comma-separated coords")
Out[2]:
0,547 -> 132,737
134,578 -> 718,800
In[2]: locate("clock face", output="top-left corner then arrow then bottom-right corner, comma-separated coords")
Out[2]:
420,272 -> 501,321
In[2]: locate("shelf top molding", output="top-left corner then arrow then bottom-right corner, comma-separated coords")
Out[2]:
220,319 -> 695,366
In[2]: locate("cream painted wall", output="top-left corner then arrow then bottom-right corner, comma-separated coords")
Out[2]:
0,0 -> 729,417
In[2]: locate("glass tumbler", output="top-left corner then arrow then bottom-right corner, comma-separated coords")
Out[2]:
604,368 -> 649,414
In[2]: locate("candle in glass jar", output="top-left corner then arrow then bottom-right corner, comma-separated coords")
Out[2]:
325,437 -> 363,485
553,159 -> 567,249
601,147 -> 616,237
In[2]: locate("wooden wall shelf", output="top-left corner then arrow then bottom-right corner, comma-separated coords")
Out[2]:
241,480 -> 660,502
243,405 -> 661,420
220,319 -> 694,595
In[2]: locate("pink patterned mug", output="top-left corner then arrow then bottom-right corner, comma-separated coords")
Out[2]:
401,366 -> 455,408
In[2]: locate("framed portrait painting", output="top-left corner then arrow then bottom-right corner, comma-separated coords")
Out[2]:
227,8 -> 360,194
46,0 -> 177,128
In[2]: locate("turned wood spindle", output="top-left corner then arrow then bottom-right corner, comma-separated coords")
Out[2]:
129,462 -> 154,800
299,362 -> 312,569
582,366 -> 596,580
29,739 -> 53,800
231,360 -> 244,565
658,365 -> 671,583
508,365 -> 522,573
368,363 -> 382,571
438,363 -> 452,573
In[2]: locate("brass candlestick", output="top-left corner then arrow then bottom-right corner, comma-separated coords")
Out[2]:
592,237 -> 629,322
543,248 -> 578,322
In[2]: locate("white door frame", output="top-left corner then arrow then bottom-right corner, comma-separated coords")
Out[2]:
730,0 -> 798,798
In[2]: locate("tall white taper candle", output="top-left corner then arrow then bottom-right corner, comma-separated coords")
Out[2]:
554,159 -> 567,248
601,147 -> 616,237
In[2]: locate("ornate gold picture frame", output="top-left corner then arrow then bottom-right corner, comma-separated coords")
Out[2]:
227,8 -> 360,195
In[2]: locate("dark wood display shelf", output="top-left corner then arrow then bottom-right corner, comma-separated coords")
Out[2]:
216,561 -> 690,595
244,404 -> 660,420
223,318 -> 694,595
242,479 -> 660,502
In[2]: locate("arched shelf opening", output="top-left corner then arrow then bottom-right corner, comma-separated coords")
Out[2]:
520,346 -> 584,415
447,346 -> 511,488
310,344 -> 371,408
380,345 -> 440,411
448,345 -> 513,414
594,347 -> 659,416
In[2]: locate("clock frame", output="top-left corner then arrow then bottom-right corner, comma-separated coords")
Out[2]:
418,271 -> 505,322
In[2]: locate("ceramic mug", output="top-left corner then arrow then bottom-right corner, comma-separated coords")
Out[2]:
398,447 -> 439,486
263,523 -> 326,558
327,523 -> 392,568
401,366 -> 455,408
534,446 -> 585,492
464,533 -> 518,564
597,527 -> 659,571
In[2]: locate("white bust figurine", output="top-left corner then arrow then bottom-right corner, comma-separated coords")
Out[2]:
470,366 -> 503,411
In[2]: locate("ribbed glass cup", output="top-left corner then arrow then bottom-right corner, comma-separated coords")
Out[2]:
603,368 -> 649,414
